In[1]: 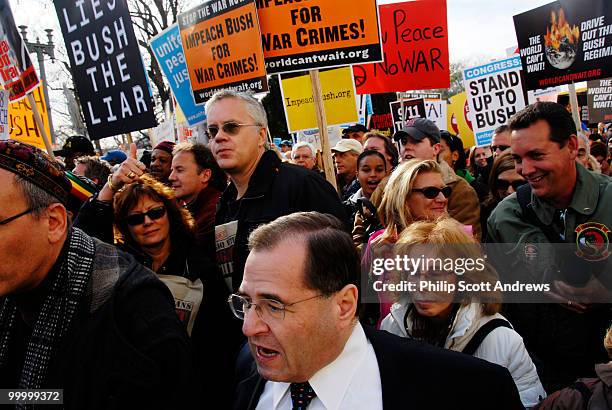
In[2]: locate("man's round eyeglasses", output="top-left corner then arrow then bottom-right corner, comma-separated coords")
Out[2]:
206,122 -> 262,138
228,293 -> 324,322
0,208 -> 35,226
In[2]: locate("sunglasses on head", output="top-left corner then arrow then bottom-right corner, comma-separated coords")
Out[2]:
206,121 -> 261,138
126,206 -> 166,226
412,186 -> 452,199
497,179 -> 527,191
491,144 -> 510,152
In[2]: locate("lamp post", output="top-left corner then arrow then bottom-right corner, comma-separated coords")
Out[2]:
18,25 -> 56,143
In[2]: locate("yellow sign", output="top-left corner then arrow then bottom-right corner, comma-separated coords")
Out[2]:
280,67 -> 358,132
447,92 -> 475,148
8,85 -> 50,149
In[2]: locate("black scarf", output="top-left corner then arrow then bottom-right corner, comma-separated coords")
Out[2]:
0,228 -> 95,405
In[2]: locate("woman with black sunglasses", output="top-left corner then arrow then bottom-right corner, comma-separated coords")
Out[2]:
480,151 -> 527,242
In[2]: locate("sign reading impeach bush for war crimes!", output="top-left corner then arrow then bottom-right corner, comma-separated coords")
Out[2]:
256,0 -> 383,74
151,24 -> 205,126
587,78 -> 612,123
55,0 -> 157,139
513,0 -> 612,90
463,56 -> 526,147
179,0 -> 268,104
353,0 -> 450,94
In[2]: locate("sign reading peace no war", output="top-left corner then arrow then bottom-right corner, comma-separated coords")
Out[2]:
513,0 -> 612,90
280,67 -> 358,133
354,0 -> 450,94
179,0 -> 268,104
7,84 -> 50,149
257,0 -> 383,74
463,56 -> 526,147
54,0 -> 157,139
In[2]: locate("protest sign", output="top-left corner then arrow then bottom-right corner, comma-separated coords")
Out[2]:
179,0 -> 268,104
151,117 -> 176,146
368,113 -> 393,137
257,0 -> 382,74
513,0 -> 612,90
8,83 -> 49,149
296,126 -> 342,152
425,99 -> 447,132
0,0 -> 39,101
463,56 -> 526,146
447,92 -> 475,148
0,90 -> 7,139
54,0 -> 157,139
400,91 -> 442,100
389,98 -> 426,132
354,0 -> 449,94
280,67 -> 358,132
151,24 -> 206,127
587,78 -> 612,123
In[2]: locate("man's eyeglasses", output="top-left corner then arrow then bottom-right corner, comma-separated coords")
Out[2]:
125,206 -> 166,226
0,208 -> 35,226
497,179 -> 527,191
491,144 -> 510,153
206,121 -> 262,138
228,293 -> 324,322
412,186 -> 452,199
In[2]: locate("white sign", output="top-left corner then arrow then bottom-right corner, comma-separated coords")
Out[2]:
151,117 -> 175,146
463,56 -> 526,146
425,99 -> 447,132
0,90 -> 8,139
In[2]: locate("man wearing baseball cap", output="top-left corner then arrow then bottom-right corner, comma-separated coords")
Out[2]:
150,141 -> 175,184
332,138 -> 363,201
393,118 -> 481,239
342,123 -> 368,145
53,135 -> 95,171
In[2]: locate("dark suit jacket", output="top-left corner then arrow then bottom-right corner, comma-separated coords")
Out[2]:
233,326 -> 523,410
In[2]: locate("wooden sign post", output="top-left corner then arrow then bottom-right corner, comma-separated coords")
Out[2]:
309,69 -> 337,190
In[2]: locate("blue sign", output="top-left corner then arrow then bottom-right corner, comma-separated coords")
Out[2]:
150,24 -> 205,127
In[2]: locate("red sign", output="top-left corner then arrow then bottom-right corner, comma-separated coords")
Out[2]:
353,0 -> 449,94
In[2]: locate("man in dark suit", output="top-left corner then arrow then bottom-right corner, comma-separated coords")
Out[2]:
230,212 -> 523,410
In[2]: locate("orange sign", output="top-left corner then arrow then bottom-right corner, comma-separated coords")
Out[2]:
8,84 -> 50,149
178,0 -> 268,104
256,0 -> 382,74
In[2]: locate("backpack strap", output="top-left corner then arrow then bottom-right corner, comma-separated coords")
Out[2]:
570,381 -> 593,409
462,318 -> 512,356
515,184 -> 564,243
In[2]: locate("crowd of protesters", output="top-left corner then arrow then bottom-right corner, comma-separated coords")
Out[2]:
0,91 -> 610,409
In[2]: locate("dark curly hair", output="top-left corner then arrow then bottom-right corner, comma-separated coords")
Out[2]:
113,174 -> 195,252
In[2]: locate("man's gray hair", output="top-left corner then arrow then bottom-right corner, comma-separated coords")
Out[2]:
13,175 -> 60,217
291,141 -> 316,159
205,90 -> 268,128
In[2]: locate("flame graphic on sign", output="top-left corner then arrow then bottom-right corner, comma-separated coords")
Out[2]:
544,9 -> 580,50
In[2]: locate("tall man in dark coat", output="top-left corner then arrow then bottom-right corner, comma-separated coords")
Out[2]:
207,90 -> 346,292
231,212 -> 523,410
0,140 -> 194,409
